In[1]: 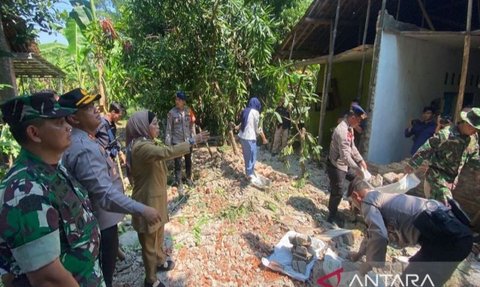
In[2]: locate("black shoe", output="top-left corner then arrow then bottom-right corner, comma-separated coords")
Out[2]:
327,216 -> 344,228
157,260 -> 175,272
144,280 -> 165,287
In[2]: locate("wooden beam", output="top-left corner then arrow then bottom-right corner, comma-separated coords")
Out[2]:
360,0 -> 388,155
416,0 -> 435,30
295,22 -> 322,49
305,17 -> 358,26
318,0 -> 341,145
357,0 -> 372,99
455,0 -> 473,123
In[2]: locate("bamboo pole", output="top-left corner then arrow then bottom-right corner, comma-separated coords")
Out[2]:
318,0 -> 341,145
416,0 -> 435,30
454,0 -> 473,123
357,0 -> 372,99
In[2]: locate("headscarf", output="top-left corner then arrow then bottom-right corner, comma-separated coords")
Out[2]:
125,110 -> 156,181
126,110 -> 155,146
240,97 -> 262,132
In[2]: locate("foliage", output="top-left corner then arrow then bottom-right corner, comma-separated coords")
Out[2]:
0,124 -> 21,169
192,215 -> 210,246
262,62 -> 322,178
219,201 -> 253,222
120,0 -> 277,136
0,0 -> 61,33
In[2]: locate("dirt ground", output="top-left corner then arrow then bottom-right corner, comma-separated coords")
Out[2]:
112,146 -> 480,287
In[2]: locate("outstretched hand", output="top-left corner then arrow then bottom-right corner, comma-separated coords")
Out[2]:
194,130 -> 210,144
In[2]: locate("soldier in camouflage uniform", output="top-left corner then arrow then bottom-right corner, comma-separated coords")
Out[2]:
406,108 -> 480,205
0,94 -> 103,286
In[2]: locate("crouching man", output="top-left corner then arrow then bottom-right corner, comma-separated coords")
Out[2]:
347,178 -> 473,286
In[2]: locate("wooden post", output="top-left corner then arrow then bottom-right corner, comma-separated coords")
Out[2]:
454,0 -> 473,123
360,0 -> 388,156
318,0 -> 341,145
0,9 -> 18,101
317,63 -> 329,140
289,31 -> 297,60
396,0 -> 402,20
357,0 -> 372,99
416,0 -> 435,30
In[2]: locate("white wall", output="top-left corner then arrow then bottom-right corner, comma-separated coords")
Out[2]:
367,31 -> 480,164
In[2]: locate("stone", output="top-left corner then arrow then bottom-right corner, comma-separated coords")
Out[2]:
119,230 -> 139,248
368,174 -> 383,187
383,172 -> 403,184
318,229 -> 357,248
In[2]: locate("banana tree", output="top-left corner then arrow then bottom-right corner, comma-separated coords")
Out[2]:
67,0 -> 118,109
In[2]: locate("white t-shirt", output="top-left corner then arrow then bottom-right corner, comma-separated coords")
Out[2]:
238,109 -> 262,140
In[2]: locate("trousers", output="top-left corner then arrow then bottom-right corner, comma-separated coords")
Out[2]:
240,139 -> 257,177
100,224 -> 119,287
138,226 -> 167,284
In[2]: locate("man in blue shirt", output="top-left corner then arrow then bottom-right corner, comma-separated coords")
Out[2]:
405,106 -> 437,155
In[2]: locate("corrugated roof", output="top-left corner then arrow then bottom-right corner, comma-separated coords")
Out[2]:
12,53 -> 66,78
276,0 -> 475,61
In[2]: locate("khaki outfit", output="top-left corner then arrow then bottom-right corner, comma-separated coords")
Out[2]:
129,139 -> 190,284
272,127 -> 289,153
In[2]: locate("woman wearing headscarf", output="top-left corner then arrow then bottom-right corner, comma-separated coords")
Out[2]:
126,110 -> 208,287
238,97 -> 268,181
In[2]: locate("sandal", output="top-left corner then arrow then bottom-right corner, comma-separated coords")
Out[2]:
157,260 -> 175,272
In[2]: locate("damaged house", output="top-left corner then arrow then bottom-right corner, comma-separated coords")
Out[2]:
276,0 -> 480,231
276,0 -> 480,164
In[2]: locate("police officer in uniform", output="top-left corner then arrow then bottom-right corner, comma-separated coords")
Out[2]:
326,104 -> 368,226
165,91 -> 196,194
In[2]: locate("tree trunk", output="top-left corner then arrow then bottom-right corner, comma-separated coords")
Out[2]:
0,14 -> 18,101
299,127 -> 306,178
97,60 -> 107,112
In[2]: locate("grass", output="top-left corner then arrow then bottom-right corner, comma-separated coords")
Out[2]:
263,200 -> 278,212
218,201 -> 253,222
192,215 -> 210,246
292,177 -> 307,189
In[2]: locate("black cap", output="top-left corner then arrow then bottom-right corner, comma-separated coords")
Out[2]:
58,88 -> 100,109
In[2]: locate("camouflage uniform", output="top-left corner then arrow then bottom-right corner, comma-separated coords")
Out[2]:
409,125 -> 478,202
0,94 -> 104,286
0,149 -> 103,286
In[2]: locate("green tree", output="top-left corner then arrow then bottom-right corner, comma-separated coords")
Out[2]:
0,0 -> 61,100
120,0 -> 276,136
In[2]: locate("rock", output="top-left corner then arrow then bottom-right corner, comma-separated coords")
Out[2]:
318,229 -> 357,248
383,172 -> 403,184
368,174 -> 383,187
119,230 -> 139,248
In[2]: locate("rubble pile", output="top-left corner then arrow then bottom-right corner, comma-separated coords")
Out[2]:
111,147 -> 477,287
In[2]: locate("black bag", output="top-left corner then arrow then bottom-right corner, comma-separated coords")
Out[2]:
413,207 -> 472,242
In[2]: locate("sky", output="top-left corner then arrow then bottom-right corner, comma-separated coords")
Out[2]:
37,1 -> 72,45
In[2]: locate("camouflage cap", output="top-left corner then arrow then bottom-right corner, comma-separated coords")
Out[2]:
460,107 -> 480,130
58,88 -> 100,109
1,94 -> 76,126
